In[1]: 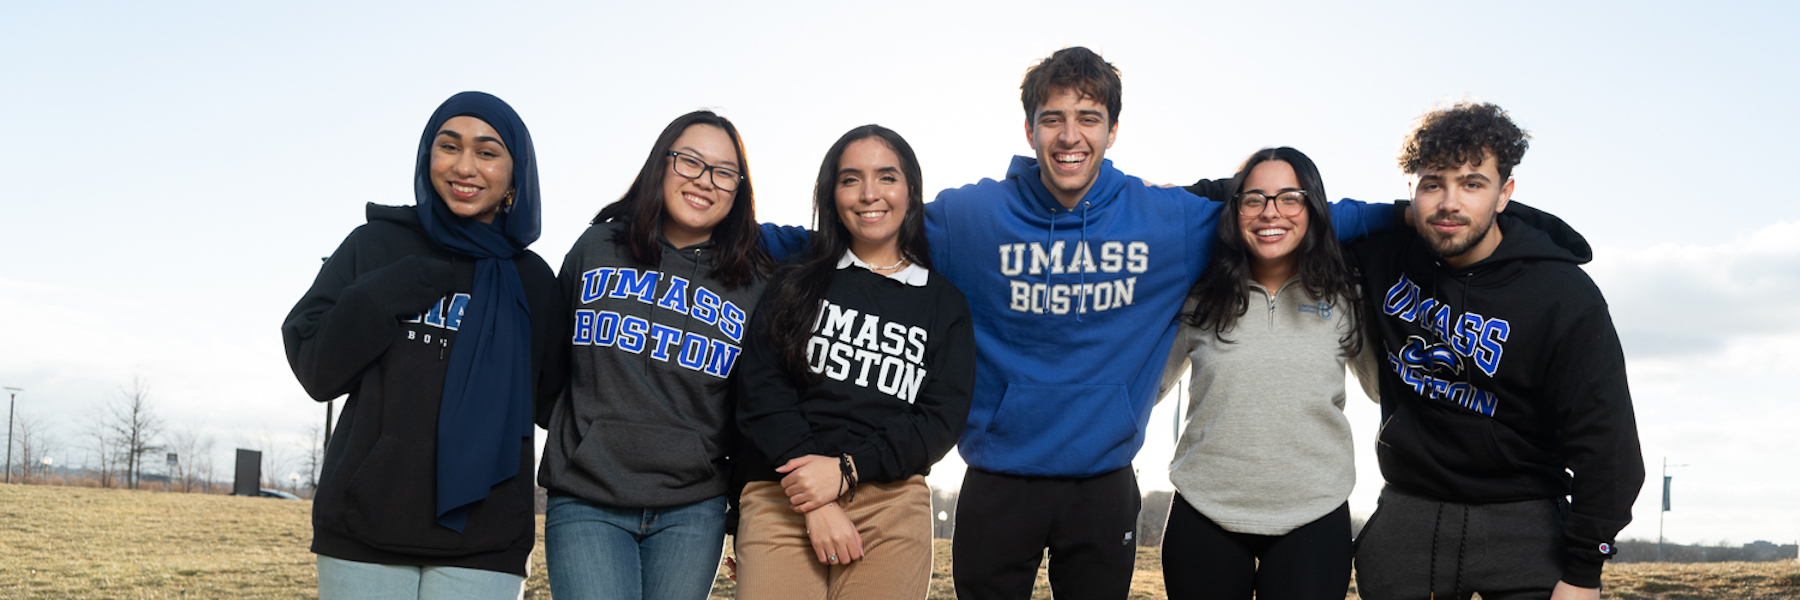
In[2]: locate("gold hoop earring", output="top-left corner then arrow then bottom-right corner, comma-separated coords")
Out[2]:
503,188 -> 516,207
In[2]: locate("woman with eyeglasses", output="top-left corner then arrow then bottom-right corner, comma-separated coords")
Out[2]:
730,125 -> 974,600
282,91 -> 564,599
1158,147 -> 1379,600
536,110 -> 776,600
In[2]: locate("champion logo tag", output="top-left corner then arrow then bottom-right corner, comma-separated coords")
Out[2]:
1598,543 -> 1613,554
1122,531 -> 1134,545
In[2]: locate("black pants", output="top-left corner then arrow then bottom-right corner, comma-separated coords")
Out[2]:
952,467 -> 1141,600
1161,494 -> 1351,600
1353,485 -> 1566,600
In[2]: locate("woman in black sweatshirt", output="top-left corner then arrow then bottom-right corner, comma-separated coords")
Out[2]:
732,125 -> 976,600
281,92 -> 565,598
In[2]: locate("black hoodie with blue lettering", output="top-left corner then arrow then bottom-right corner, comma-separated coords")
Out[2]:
282,203 -> 565,576
1349,204 -> 1643,588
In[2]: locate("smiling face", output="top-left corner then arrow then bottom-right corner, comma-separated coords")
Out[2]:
660,124 -> 739,248
1027,87 -> 1117,209
1409,151 -> 1514,268
1238,160 -> 1310,271
429,116 -> 513,223
833,137 -> 910,264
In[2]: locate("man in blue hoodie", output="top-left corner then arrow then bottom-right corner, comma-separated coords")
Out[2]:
923,47 -> 1399,600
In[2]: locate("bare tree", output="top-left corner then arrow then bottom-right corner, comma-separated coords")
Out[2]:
107,377 -> 165,490
83,410 -> 118,488
164,423 -> 217,493
12,410 -> 58,484
300,423 -> 325,499
194,433 -> 217,494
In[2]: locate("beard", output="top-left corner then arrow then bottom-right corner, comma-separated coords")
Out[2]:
1417,210 -> 1496,261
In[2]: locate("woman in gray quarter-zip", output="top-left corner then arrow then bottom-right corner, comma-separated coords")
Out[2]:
536,110 -> 776,600
1156,147 -> 1379,600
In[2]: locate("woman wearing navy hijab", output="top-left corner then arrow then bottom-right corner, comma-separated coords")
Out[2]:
282,91 -> 567,599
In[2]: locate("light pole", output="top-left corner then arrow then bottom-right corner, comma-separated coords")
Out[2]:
1658,457 -> 1690,562
4,387 -> 20,484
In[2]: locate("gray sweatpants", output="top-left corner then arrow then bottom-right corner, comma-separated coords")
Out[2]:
1353,485 -> 1566,600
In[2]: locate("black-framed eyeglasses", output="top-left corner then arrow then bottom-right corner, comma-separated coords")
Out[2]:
667,151 -> 743,192
1236,190 -> 1307,217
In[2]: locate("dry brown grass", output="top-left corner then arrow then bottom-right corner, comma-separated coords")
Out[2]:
1,483 -> 315,598
6,484 -> 1796,599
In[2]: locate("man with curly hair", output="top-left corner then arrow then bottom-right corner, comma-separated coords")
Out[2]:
1348,102 -> 1644,600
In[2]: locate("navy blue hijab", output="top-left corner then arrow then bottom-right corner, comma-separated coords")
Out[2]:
413,92 -> 540,532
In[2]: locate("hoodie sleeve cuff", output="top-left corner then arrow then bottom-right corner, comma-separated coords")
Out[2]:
1561,554 -> 1605,589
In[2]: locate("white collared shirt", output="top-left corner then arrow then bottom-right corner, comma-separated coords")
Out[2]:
837,250 -> 929,287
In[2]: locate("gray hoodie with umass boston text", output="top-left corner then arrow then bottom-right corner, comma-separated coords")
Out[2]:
538,220 -> 768,508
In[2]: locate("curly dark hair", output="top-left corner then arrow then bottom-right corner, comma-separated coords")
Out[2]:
1021,46 -> 1121,126
1398,102 -> 1531,180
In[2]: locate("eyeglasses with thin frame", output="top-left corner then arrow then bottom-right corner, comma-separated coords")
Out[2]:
667,151 -> 743,192
1236,190 -> 1307,217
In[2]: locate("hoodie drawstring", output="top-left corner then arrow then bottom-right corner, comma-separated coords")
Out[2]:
1076,201 -> 1089,324
1043,209 -> 1056,315
1041,202 -> 1094,323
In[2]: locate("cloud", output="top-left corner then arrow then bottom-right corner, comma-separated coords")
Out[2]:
1585,221 -> 1800,366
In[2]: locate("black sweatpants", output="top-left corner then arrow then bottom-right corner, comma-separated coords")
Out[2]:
952,467 -> 1141,600
1161,494 -> 1351,600
1353,485 -> 1567,600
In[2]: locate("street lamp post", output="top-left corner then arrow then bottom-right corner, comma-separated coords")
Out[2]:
1657,457 -> 1690,562
4,387 -> 20,484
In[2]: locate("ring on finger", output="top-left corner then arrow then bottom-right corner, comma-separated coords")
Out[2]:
828,554 -> 839,564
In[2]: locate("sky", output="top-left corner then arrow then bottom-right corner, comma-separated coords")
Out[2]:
2,1 -> 1796,547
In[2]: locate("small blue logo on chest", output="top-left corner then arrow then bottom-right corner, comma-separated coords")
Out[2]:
1299,301 -> 1332,320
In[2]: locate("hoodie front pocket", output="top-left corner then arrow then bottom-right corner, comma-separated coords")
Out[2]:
339,436 -> 524,555
981,383 -> 1138,475
569,419 -> 716,492
1381,402 -> 1514,477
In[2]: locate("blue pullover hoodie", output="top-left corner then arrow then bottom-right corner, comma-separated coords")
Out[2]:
923,156 -> 1393,477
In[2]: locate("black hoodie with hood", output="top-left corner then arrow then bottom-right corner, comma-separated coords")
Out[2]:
1350,204 -> 1643,588
282,204 -> 564,576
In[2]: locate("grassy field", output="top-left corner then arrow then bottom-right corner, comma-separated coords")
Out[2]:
3,484 -> 1796,599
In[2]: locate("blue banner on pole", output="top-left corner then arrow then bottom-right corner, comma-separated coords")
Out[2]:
1662,475 -> 1672,512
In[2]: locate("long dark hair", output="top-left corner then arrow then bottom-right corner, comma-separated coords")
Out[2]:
1183,147 -> 1363,355
764,125 -> 931,382
593,110 -> 772,290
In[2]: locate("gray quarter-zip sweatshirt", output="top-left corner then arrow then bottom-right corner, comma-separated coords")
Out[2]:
1157,276 -> 1379,535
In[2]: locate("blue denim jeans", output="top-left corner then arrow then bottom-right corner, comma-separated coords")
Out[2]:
316,555 -> 523,600
544,494 -> 727,600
